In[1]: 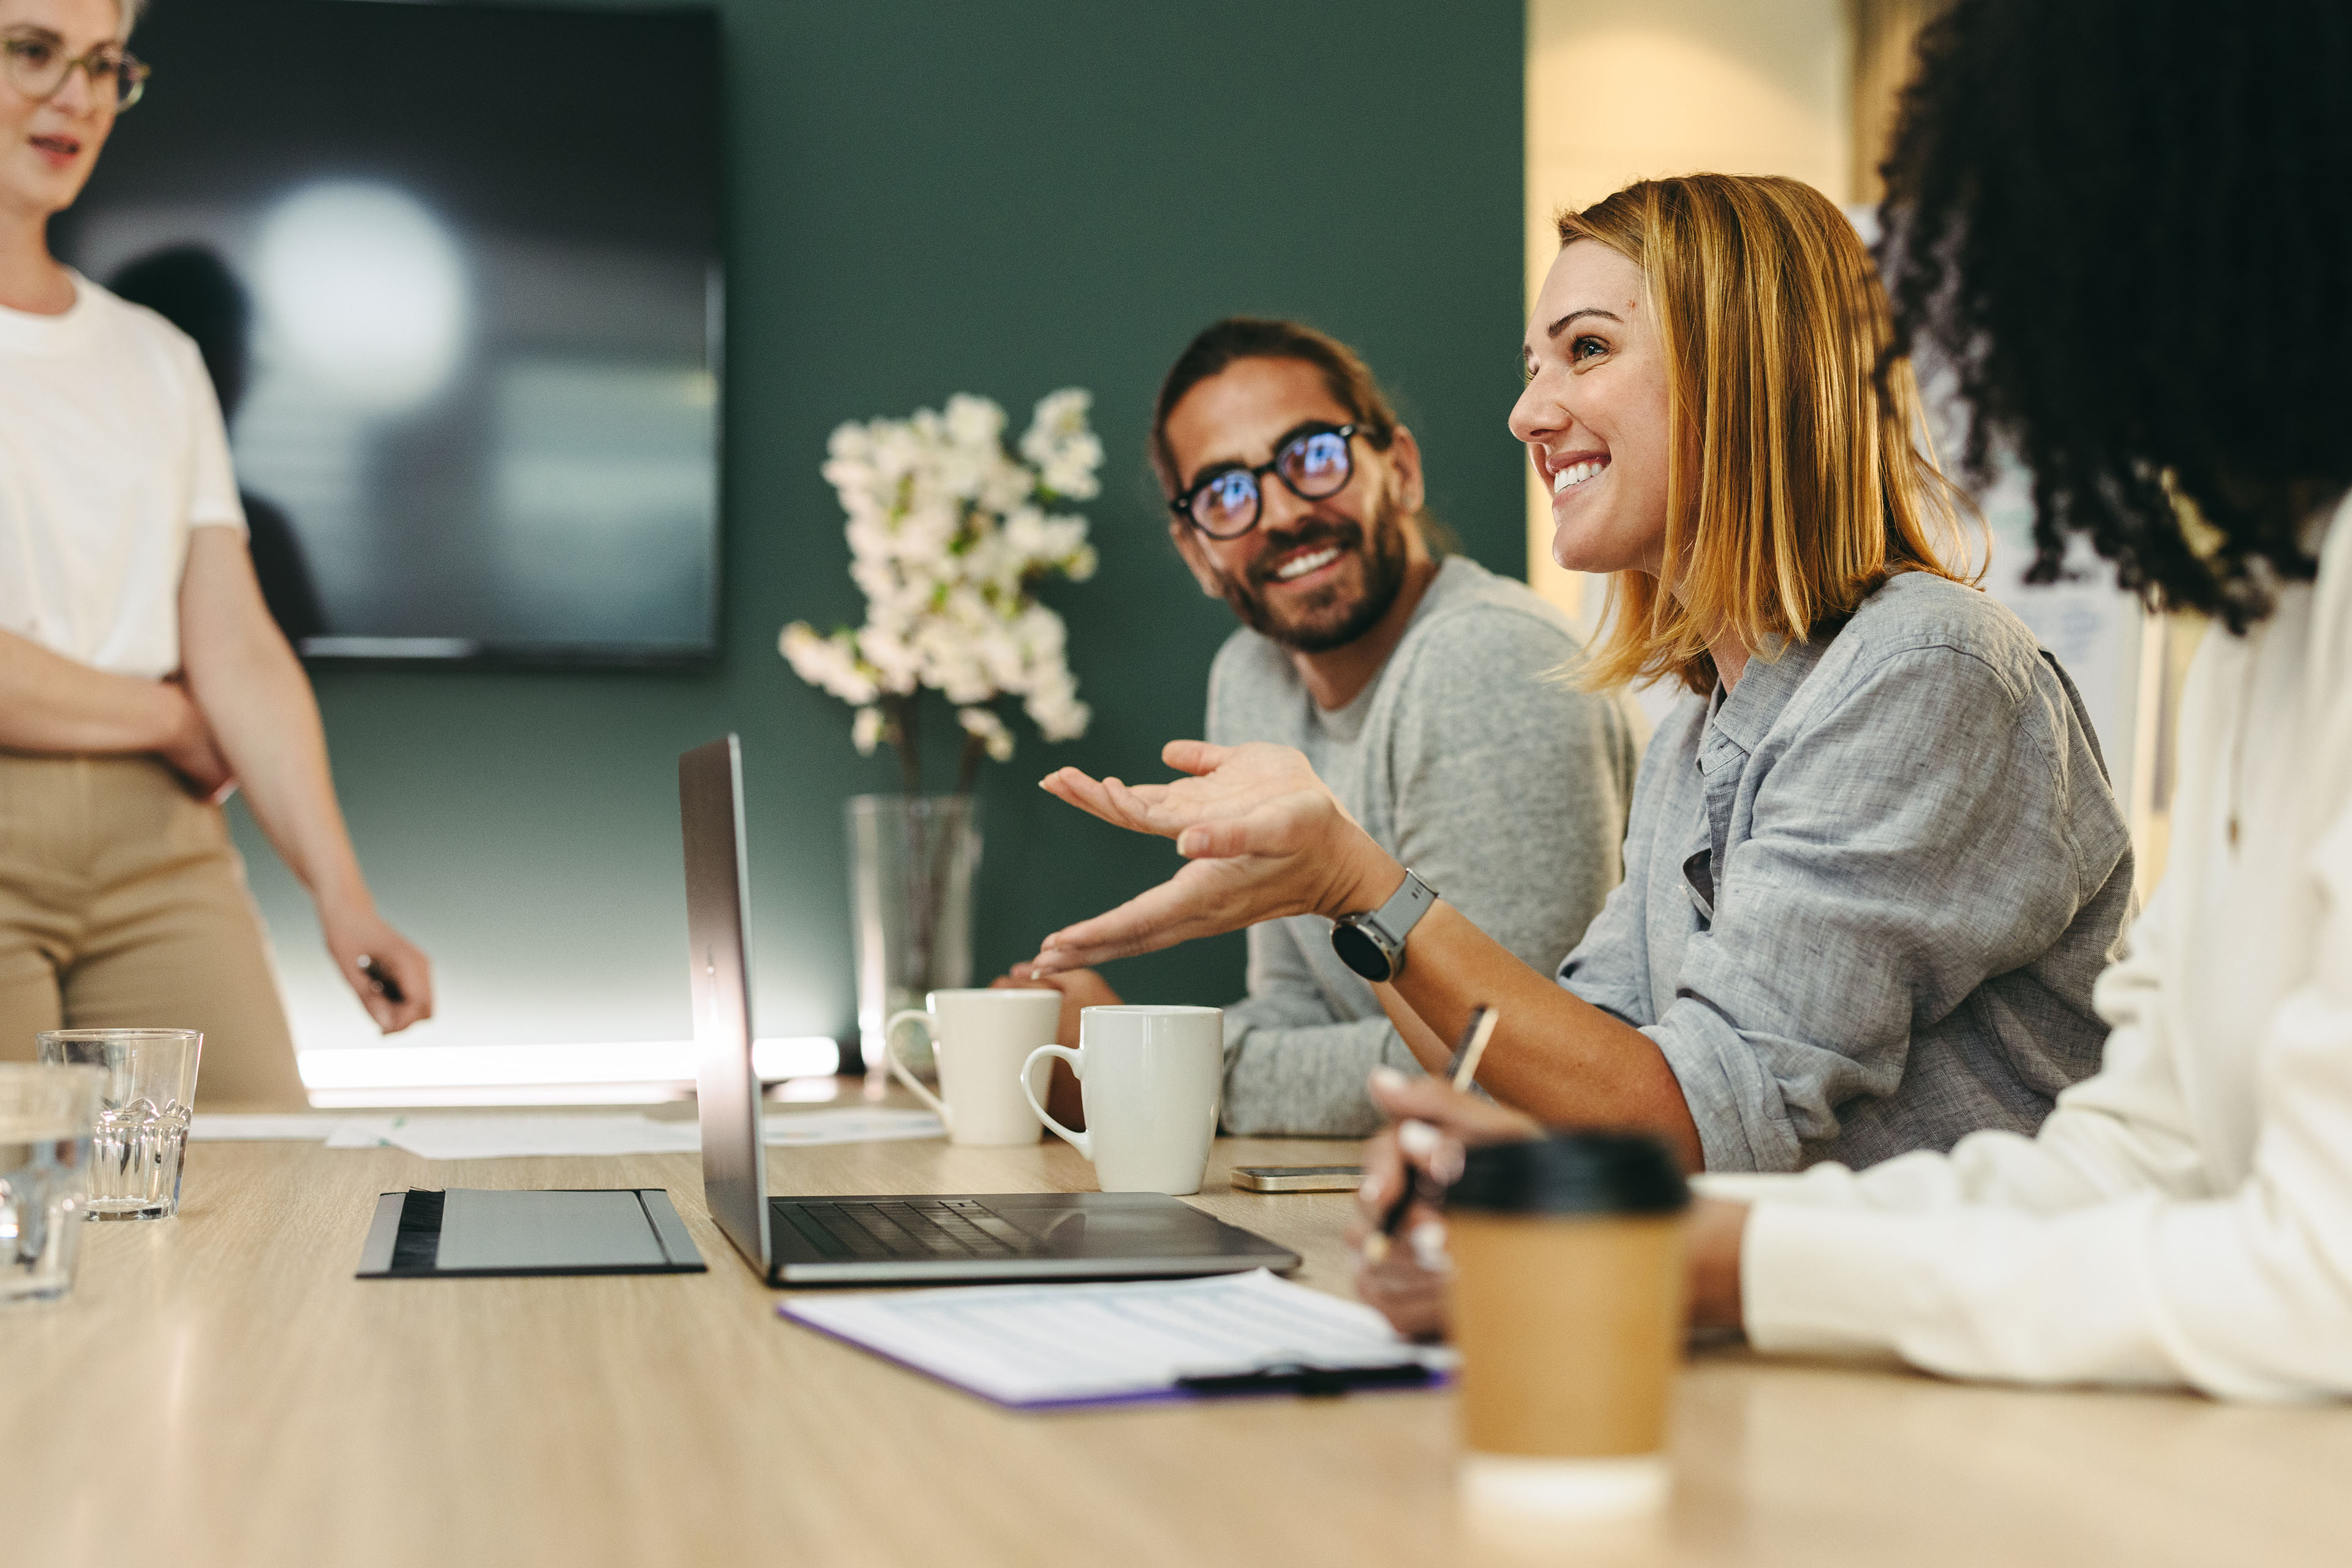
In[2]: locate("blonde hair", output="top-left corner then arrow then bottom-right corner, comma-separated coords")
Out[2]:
1558,174 -> 1978,695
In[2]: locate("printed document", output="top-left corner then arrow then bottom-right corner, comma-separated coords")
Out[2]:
780,1269 -> 1442,1409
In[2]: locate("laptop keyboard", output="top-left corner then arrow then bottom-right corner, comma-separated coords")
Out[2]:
772,1197 -> 1042,1262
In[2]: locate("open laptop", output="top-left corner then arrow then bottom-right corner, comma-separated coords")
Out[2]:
680,735 -> 1301,1286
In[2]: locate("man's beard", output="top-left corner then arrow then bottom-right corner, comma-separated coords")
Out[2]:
1213,489 -> 1414,655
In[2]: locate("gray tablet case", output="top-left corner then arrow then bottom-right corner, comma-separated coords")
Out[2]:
355,1189 -> 707,1278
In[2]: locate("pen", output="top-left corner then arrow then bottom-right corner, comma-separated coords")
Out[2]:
1364,1005 -> 1497,1263
1445,1003 -> 1500,1093
1175,1360 -> 1434,1398
357,955 -> 407,1006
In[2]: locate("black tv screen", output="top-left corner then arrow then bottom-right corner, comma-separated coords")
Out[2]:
55,0 -> 723,665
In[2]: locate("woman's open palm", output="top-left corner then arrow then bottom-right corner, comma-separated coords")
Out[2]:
1031,741 -> 1392,970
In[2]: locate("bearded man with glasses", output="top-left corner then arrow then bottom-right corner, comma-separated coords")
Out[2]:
1004,318 -> 1641,1136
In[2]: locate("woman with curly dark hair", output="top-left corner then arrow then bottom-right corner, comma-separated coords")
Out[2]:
1349,0 -> 2352,1400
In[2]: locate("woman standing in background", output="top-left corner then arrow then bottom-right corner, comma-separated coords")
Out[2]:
0,0 -> 431,1104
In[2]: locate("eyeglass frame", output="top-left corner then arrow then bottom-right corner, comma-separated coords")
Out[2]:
1167,423 -> 1363,540
0,28 -> 151,112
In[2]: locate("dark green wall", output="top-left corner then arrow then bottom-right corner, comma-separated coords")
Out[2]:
225,0 -> 1528,1054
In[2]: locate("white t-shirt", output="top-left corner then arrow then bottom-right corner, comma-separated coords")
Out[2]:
0,271 -> 247,680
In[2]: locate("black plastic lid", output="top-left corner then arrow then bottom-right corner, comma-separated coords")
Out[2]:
1446,1133 -> 1689,1216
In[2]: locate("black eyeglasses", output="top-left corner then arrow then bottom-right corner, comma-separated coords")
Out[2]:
1170,424 -> 1359,539
1,30 -> 149,110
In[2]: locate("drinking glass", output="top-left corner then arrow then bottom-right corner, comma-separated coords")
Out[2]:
37,1029 -> 203,1221
0,1063 -> 105,1302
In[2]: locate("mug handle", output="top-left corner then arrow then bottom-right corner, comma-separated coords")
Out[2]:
1020,1044 -> 1090,1161
883,1009 -> 951,1128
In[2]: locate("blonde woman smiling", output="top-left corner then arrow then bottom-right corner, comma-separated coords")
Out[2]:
1028,174 -> 2132,1176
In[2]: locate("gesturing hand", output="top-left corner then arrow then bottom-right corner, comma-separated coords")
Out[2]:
1030,741 -> 1400,973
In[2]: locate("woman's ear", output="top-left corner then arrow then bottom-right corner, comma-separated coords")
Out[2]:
1169,521 -> 1226,598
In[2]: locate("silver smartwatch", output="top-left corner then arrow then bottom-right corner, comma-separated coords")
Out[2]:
1330,869 -> 1439,983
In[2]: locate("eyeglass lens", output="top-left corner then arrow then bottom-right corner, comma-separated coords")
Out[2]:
1188,428 -> 1354,537
2,37 -> 146,110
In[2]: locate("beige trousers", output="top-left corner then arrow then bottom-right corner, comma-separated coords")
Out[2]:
0,750 -> 308,1108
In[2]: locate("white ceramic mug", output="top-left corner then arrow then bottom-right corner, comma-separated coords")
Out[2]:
884,989 -> 1061,1146
1020,1005 -> 1223,1195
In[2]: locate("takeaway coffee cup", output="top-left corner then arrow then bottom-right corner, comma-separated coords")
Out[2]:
1446,1133 -> 1691,1526
883,989 -> 1061,1145
1020,1005 -> 1222,1194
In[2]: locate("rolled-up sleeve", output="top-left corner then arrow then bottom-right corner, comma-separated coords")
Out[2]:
1655,644 -> 2112,1172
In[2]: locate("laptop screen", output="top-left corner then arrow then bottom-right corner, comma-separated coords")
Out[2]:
679,736 -> 770,1271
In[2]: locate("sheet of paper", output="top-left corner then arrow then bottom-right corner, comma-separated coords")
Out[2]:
780,1268 -> 1438,1409
325,1117 -> 407,1150
323,1114 -> 701,1159
761,1107 -> 942,1146
187,1114 -> 348,1141
315,1106 -> 943,1158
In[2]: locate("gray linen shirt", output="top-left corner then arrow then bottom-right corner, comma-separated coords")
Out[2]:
1208,556 -> 1643,1136
1559,571 -> 2135,1173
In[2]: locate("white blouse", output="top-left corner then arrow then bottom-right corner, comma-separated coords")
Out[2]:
0,271 -> 245,680
1703,492 -> 2352,1401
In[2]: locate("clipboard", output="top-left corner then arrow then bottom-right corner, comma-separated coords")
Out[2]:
778,1268 -> 1449,1409
355,1188 -> 707,1278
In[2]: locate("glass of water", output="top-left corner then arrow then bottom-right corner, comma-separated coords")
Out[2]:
37,1029 -> 203,1221
1,1063 -> 106,1302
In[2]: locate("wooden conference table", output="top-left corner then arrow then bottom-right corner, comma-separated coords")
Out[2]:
4,1092 -> 2347,1568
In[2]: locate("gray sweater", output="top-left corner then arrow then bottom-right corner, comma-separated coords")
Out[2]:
1207,556 -> 1643,1135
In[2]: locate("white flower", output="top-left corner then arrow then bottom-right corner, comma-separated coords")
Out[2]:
1021,389 -> 1103,502
944,394 -> 1006,452
786,388 -> 1102,767
1027,688 -> 1091,743
958,706 -> 1015,763
780,622 -> 880,706
851,706 -> 885,755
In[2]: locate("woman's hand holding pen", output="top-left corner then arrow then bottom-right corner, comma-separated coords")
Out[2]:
323,903 -> 434,1033
1349,1067 -> 1755,1340
1349,1067 -> 1540,1339
1030,741 -> 1401,973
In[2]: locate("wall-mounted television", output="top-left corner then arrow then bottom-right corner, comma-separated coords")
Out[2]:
55,0 -> 723,666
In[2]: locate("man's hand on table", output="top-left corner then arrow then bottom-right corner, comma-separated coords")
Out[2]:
1348,1067 -> 1751,1340
992,963 -> 1121,1129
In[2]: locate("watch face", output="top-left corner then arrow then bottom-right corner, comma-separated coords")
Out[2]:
1332,920 -> 1391,982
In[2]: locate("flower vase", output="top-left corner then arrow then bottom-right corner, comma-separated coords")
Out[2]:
846,794 -> 981,1090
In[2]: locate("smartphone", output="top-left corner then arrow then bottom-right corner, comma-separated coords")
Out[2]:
1230,1165 -> 1365,1193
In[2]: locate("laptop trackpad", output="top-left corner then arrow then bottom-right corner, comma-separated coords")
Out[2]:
997,1193 -> 1238,1257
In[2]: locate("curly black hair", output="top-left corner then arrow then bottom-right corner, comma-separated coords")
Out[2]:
1877,0 -> 2352,630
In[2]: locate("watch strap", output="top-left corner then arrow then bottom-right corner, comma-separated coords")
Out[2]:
1332,869 -> 1439,982
1366,869 -> 1438,948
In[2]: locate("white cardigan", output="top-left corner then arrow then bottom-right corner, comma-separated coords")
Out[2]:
1702,493 -> 2352,1401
